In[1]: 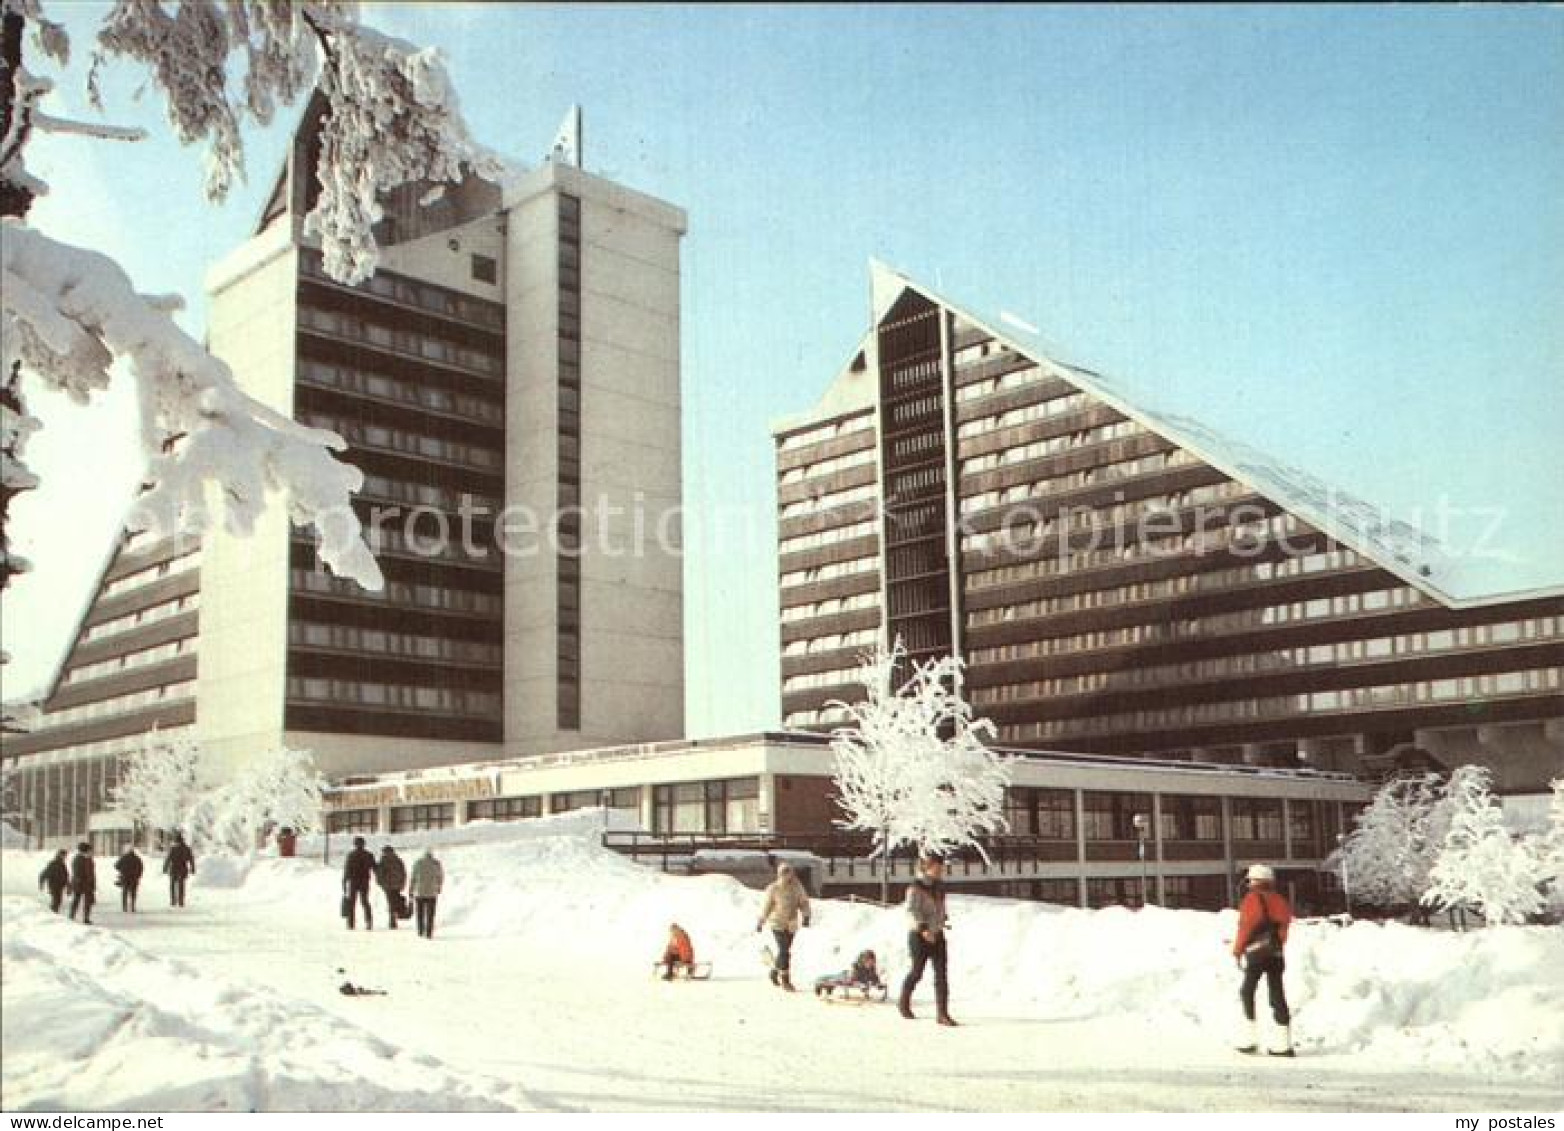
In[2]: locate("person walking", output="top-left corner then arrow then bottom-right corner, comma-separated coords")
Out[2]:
164,832 -> 196,907
1232,863 -> 1294,1057
68,842 -> 96,924
408,847 -> 444,939
38,849 -> 70,913
115,846 -> 145,913
375,845 -> 408,930
755,860 -> 811,991
899,853 -> 956,1026
342,836 -> 376,930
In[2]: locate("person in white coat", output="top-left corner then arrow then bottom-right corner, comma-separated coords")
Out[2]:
408,848 -> 445,940
756,861 -> 811,991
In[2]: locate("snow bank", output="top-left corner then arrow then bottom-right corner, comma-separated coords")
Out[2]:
3,810 -> 1560,1112
0,900 -> 541,1111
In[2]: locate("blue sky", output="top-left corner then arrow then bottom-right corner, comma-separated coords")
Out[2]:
6,4 -> 1562,737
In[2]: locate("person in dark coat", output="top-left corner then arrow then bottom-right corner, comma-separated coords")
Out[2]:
115,846 -> 145,912
899,854 -> 955,1026
342,836 -> 376,930
68,842 -> 96,924
164,831 -> 196,907
38,849 -> 70,913
374,846 -> 407,930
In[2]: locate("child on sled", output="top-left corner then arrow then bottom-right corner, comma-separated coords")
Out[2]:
814,949 -> 886,999
657,922 -> 698,980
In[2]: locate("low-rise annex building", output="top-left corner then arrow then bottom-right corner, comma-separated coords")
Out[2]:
321,730 -> 1370,912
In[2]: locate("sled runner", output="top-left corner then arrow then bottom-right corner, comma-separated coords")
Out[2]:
814,981 -> 888,1004
652,961 -> 712,981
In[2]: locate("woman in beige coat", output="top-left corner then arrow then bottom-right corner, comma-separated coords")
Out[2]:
756,861 -> 811,991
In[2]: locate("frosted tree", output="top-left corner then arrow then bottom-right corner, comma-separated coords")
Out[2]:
1331,772 -> 1451,913
184,745 -> 323,855
829,638 -> 1012,901
0,360 -> 38,595
1,0 -> 505,598
1540,779 -> 1564,919
110,727 -> 202,841
1422,765 -> 1545,927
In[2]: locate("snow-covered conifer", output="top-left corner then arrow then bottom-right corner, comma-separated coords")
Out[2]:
1423,765 -> 1544,926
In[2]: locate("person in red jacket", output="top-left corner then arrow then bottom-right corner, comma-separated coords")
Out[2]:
658,923 -> 696,980
1232,863 -> 1294,1057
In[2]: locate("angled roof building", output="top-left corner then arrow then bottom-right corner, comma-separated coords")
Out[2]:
775,264 -> 1563,795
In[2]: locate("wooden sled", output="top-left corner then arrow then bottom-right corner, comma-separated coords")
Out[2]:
814,982 -> 888,1004
652,961 -> 712,981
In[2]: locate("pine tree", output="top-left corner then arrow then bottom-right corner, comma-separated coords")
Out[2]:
1423,765 -> 1544,927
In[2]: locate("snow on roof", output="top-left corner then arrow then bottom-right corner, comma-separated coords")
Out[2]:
868,262 -> 1564,610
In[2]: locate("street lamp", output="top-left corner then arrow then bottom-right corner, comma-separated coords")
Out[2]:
1133,813 -> 1150,908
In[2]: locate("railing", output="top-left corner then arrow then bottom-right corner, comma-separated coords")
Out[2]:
601,831 -> 1146,885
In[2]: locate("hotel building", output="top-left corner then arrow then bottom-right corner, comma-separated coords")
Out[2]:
775,265 -> 1563,797
2,102 -> 687,841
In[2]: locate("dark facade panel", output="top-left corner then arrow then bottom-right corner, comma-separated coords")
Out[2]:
46,655 -> 200,712
4,702 -> 196,757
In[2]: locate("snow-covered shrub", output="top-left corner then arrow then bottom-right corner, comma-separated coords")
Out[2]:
1333,772 -> 1451,912
183,746 -> 325,856
829,639 -> 1012,869
1423,766 -> 1546,927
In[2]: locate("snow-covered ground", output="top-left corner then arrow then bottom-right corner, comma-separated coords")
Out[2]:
3,813 -> 1561,1112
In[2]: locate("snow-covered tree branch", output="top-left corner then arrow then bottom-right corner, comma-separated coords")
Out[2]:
829,639 -> 1012,883
1,0 -> 506,596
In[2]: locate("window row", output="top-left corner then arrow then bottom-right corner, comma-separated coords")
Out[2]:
286,677 -> 502,717
62,637 -> 195,687
298,359 -> 504,424
358,473 -> 500,514
957,391 -> 1099,443
99,550 -> 203,600
779,483 -> 879,520
297,306 -> 501,375
289,621 -> 502,665
953,359 -> 1053,404
82,593 -> 200,643
300,249 -> 505,329
291,570 -> 502,615
301,411 -> 502,471
7,725 -> 194,768
782,665 -> 864,693
972,619 -> 1562,694
780,556 -> 878,590
651,777 -> 760,835
778,519 -> 878,557
782,627 -> 880,657
38,680 -> 196,730
777,445 -> 877,485
962,508 -> 1302,559
1013,667 -> 1564,740
777,412 -> 875,453
968,560 -> 1399,629
961,447 -> 1198,515
779,591 -> 878,624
